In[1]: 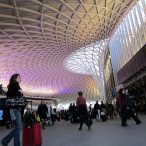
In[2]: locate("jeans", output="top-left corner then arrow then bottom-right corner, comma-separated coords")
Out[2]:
1,109 -> 21,146
96,110 -> 101,120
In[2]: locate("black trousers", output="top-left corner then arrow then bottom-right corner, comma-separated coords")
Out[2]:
128,108 -> 141,124
79,116 -> 90,129
121,106 -> 128,126
78,106 -> 90,129
121,106 -> 141,126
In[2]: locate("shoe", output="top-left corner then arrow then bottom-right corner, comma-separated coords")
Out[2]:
78,127 -> 82,130
122,124 -> 128,127
1,140 -> 7,146
136,121 -> 142,125
88,126 -> 91,130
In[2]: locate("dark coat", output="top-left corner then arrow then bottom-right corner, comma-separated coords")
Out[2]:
37,104 -> 48,120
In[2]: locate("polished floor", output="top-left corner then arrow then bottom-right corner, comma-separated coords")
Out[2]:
0,116 -> 146,146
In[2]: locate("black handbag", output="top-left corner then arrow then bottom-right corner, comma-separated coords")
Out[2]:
6,96 -> 27,108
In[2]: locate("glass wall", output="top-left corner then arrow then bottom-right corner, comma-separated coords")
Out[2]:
109,0 -> 146,84
104,48 -> 115,101
64,39 -> 108,102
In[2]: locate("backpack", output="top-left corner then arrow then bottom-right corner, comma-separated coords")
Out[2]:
23,110 -> 35,127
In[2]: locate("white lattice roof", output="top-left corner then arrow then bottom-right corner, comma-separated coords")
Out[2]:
0,0 -> 133,102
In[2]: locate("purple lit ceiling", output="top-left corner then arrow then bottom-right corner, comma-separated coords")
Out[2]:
0,0 -> 133,103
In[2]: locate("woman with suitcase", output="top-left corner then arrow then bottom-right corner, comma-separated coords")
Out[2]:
1,74 -> 23,146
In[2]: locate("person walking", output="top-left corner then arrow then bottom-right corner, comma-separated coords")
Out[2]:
94,101 -> 101,121
37,101 -> 48,129
124,88 -> 141,125
117,88 -> 128,127
76,91 -> 91,130
117,88 -> 141,127
1,73 -> 23,146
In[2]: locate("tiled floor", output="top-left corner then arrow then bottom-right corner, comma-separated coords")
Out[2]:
0,116 -> 146,146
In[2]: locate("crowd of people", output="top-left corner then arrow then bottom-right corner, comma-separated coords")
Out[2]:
68,100 -> 116,123
0,73 -> 146,146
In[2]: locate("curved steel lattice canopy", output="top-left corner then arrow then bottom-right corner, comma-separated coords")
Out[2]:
0,0 -> 133,102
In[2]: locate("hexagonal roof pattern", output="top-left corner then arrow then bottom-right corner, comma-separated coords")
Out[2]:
0,0 -> 133,103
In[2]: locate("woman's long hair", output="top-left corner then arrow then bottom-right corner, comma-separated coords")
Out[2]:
8,73 -> 20,86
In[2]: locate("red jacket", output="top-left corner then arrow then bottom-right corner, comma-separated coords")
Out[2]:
76,96 -> 86,106
117,93 -> 126,107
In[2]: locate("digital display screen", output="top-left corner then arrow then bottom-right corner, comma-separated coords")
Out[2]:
0,110 -> 4,120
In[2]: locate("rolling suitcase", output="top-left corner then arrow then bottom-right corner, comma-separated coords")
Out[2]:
22,123 -> 42,146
